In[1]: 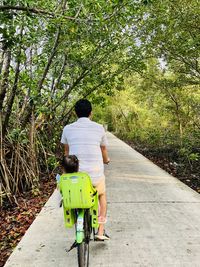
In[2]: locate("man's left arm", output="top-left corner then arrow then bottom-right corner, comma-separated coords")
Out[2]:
100,145 -> 110,164
100,127 -> 110,164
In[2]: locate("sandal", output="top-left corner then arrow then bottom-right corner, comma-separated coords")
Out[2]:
95,231 -> 110,241
95,234 -> 110,241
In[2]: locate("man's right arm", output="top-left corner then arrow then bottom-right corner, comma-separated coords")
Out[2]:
61,126 -> 69,156
64,144 -> 69,156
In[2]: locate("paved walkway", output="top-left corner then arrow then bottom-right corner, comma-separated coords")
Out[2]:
5,133 -> 200,267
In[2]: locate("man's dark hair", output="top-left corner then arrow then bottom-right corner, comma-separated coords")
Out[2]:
75,99 -> 92,118
62,155 -> 79,173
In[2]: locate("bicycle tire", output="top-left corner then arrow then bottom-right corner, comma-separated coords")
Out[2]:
84,209 -> 91,267
77,209 -> 91,267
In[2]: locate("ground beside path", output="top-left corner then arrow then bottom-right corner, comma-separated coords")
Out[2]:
5,132 -> 200,267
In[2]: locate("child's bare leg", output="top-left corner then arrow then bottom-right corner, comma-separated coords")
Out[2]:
98,192 -> 107,236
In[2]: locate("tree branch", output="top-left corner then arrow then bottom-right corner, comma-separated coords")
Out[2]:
52,54 -> 67,96
0,5 -> 76,20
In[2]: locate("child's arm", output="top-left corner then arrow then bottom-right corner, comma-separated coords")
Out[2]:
100,145 -> 110,164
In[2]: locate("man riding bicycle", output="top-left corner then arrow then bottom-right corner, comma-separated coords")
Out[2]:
61,99 -> 110,240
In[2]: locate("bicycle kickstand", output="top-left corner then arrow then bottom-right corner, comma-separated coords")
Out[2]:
66,241 -> 78,253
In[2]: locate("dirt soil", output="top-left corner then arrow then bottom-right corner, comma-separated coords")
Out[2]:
0,177 -> 56,267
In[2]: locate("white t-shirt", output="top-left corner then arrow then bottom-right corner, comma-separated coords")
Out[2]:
61,117 -> 108,185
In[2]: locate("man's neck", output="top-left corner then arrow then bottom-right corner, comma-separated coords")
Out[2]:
77,117 -> 90,120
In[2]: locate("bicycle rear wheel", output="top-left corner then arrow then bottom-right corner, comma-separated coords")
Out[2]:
77,209 -> 91,267
77,242 -> 89,267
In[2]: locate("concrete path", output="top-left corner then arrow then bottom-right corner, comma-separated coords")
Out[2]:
5,133 -> 200,267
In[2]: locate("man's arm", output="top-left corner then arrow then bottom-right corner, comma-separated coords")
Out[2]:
64,144 -> 69,156
100,145 -> 110,164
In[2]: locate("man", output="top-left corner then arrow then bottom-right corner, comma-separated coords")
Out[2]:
61,99 -> 110,240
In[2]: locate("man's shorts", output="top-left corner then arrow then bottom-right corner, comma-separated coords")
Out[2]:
93,177 -> 106,196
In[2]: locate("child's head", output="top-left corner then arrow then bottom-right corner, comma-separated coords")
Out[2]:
61,155 -> 79,173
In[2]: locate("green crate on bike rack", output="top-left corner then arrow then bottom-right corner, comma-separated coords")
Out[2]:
59,172 -> 99,228
60,172 -> 96,209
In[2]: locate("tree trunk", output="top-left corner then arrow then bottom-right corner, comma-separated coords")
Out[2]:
0,49 -> 11,111
0,44 -> 5,74
3,50 -> 21,135
37,29 -> 60,94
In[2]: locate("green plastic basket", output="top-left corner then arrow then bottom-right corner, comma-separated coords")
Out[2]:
59,172 -> 99,228
59,172 -> 97,209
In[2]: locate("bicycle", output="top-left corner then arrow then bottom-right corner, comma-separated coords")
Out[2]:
58,172 -> 99,267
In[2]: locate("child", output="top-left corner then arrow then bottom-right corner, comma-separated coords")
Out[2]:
61,155 -> 109,241
56,155 -> 79,206
61,155 -> 79,173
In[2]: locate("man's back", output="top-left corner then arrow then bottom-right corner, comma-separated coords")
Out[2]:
61,117 -> 107,184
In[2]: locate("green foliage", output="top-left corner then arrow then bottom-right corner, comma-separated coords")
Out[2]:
134,0 -> 200,82
93,59 -> 200,154
47,155 -> 59,171
188,153 -> 199,162
7,128 -> 29,144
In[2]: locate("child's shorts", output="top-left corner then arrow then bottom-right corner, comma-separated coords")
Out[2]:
93,178 -> 106,196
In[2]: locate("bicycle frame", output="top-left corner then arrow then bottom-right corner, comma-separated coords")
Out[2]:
75,209 -> 91,267
76,209 -> 85,243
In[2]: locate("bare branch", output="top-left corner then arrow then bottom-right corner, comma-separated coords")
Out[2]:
75,4 -> 83,19
0,5 -> 76,20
